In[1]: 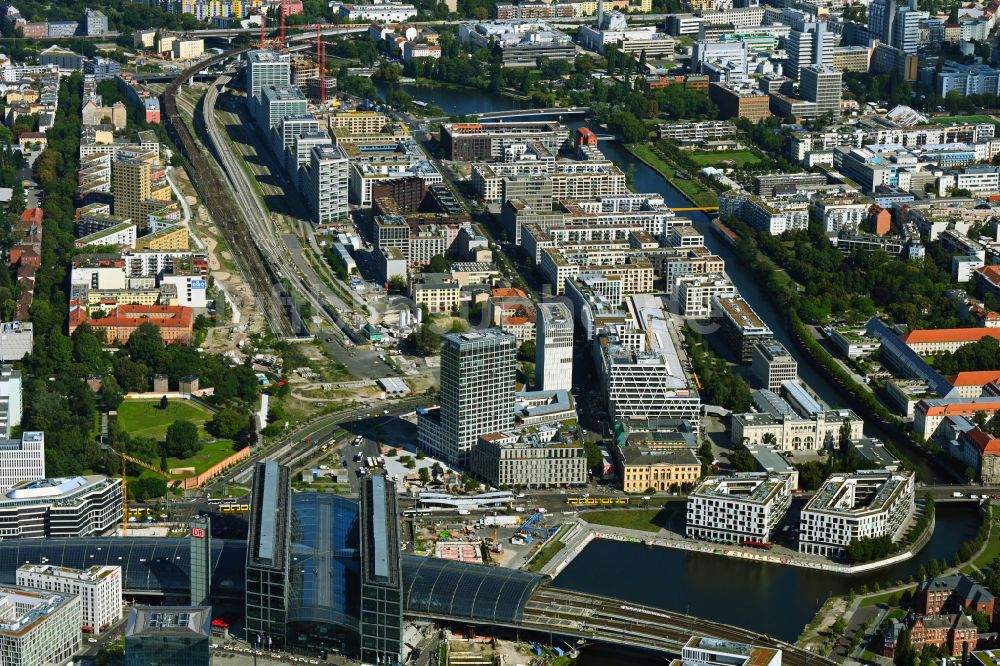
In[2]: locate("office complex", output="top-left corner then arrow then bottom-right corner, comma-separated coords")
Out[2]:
536,302 -> 574,392
472,425 -> 587,488
16,564 -> 122,636
597,295 -> 701,430
0,586 -> 81,666
0,475 -> 122,539
189,516 -> 212,608
418,330 -> 517,465
246,50 -> 291,98
686,473 -> 793,544
800,66 -> 842,117
359,476 -> 403,665
440,122 -> 570,161
246,461 -> 291,649
459,21 -> 576,66
714,297 -> 772,364
250,85 -> 308,128
752,341 -> 797,392
799,470 -> 915,557
125,606 -> 212,666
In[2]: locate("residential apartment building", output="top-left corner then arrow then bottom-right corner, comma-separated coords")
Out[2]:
798,470 -> 915,557
686,473 -> 793,544
901,327 -> 1000,355
719,192 -> 809,235
17,564 -> 122,636
675,273 -> 736,318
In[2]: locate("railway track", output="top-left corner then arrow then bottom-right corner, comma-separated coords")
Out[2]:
162,49 -> 297,338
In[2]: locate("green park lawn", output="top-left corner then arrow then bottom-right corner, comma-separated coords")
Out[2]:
688,149 -> 761,166
582,508 -> 670,533
165,438 -> 238,476
526,539 -> 566,573
116,400 -> 215,441
928,114 -> 999,126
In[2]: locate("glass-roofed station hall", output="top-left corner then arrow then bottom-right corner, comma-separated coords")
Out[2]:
0,461 -> 543,663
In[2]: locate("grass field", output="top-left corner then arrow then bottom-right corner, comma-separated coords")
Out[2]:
974,511 -> 1000,568
688,149 -> 761,166
165,439 -> 238,476
625,143 -> 719,208
525,539 -> 566,573
928,114 -> 999,125
859,586 -> 916,607
116,400 -> 215,442
582,508 -> 670,532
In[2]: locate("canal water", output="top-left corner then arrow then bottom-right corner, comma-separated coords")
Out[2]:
554,503 -> 980,645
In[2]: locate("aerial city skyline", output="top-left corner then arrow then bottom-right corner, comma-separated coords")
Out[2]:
1,0 -> 1000,663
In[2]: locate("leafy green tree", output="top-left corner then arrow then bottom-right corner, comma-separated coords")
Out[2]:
207,407 -> 249,440
164,420 -> 200,459
517,340 -> 536,362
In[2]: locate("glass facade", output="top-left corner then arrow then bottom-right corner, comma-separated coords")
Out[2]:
189,516 -> 211,607
401,557 -> 542,624
360,476 -> 403,664
287,492 -> 361,654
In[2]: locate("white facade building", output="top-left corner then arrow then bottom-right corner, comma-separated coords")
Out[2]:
0,432 -> 44,494
245,50 -> 291,98
0,586 -> 81,666
17,564 -> 122,636
535,302 -> 574,392
0,367 -> 21,439
686,472 -> 793,544
305,144 -> 350,223
798,469 -> 916,557
0,475 -> 122,539
675,273 -> 737,318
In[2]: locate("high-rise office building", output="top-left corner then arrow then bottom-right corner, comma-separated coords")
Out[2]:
785,19 -> 834,80
0,366 -> 21,439
800,65 -> 843,116
418,329 -> 516,465
869,0 -> 891,43
892,4 -> 926,54
359,475 -> 402,665
246,50 -> 291,98
246,461 -> 291,650
536,302 -> 574,392
305,144 -> 350,224
189,515 -> 211,608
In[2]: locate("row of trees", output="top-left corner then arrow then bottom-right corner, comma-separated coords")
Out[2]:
683,324 -> 752,413
727,217 -> 960,329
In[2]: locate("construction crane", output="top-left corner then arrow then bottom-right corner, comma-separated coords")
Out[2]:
316,24 -> 326,104
102,445 -> 169,538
